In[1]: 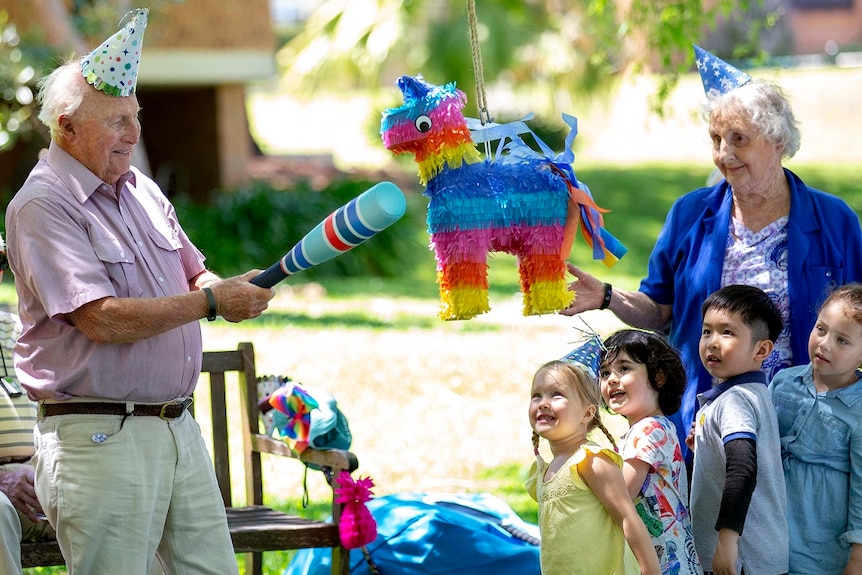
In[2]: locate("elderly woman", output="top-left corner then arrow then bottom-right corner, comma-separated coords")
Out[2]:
561,47 -> 862,455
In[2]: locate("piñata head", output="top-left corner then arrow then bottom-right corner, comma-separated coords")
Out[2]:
380,75 -> 626,321
381,76 -> 479,186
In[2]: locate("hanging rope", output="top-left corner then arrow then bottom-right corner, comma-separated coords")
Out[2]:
466,0 -> 492,126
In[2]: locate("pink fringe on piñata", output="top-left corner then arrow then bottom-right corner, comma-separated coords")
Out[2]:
335,471 -> 377,549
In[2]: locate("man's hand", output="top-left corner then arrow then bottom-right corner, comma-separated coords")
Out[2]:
208,270 -> 275,323
0,466 -> 44,522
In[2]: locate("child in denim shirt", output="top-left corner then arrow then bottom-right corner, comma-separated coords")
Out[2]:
769,283 -> 862,575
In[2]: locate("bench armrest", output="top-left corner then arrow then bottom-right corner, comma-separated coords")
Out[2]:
253,434 -> 359,473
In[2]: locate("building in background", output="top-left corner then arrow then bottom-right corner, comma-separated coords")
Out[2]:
0,0 -> 276,202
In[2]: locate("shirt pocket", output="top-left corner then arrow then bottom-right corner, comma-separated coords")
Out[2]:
144,225 -> 186,283
92,238 -> 136,298
806,265 -> 843,288
146,225 -> 182,252
770,388 -> 800,436
798,410 -> 851,466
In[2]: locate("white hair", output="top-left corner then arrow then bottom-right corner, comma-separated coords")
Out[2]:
36,59 -> 90,141
704,80 -> 801,160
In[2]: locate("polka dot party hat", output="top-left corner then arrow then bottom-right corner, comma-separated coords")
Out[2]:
81,8 -> 148,97
561,334 -> 604,381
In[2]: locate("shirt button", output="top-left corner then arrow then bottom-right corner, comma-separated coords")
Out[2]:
187,356 -> 192,363
158,277 -> 165,283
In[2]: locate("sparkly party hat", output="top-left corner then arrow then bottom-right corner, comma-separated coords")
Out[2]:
81,8 -> 148,97
693,44 -> 752,98
561,334 -> 604,381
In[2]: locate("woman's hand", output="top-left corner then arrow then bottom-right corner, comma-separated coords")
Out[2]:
558,262 -> 673,331
558,263 -> 608,316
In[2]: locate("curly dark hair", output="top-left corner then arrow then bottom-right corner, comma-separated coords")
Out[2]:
600,329 -> 687,416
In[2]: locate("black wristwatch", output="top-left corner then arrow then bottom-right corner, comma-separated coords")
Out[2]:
202,287 -> 218,321
599,283 -> 613,310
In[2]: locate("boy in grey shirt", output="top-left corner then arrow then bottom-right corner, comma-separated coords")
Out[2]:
690,285 -> 788,574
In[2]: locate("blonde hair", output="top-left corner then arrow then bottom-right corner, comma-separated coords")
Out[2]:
531,360 -> 617,454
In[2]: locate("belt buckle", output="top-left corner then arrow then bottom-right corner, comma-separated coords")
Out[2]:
159,398 -> 193,420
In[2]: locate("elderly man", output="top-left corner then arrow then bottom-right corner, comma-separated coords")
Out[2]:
5,9 -> 274,574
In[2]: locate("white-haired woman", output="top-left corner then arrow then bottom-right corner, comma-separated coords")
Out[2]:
562,78 -> 862,462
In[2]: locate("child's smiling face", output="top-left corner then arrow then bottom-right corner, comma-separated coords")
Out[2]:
529,370 -> 593,443
599,350 -> 661,424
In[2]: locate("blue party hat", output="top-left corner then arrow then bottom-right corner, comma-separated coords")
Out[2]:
561,334 -> 604,381
693,44 -> 751,98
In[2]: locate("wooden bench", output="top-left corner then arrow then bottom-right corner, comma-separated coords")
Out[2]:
21,341 -> 359,575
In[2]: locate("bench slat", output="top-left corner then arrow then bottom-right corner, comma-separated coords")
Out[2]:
228,507 -> 340,552
21,540 -> 64,568
22,508 -> 340,566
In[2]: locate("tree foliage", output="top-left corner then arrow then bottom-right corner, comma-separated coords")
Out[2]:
0,11 -> 49,151
277,0 -> 764,117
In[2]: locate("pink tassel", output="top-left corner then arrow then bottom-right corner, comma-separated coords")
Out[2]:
334,471 -> 378,549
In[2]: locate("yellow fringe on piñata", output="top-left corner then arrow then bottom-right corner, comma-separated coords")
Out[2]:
436,264 -> 490,320
438,285 -> 491,320
417,142 -> 481,186
519,254 -> 573,315
522,279 -> 574,316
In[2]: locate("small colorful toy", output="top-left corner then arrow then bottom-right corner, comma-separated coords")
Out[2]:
380,75 -> 626,320
264,382 -> 319,453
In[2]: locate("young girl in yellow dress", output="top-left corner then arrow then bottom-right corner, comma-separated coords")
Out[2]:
526,359 -> 660,575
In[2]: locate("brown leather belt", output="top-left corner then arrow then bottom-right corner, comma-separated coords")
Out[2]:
39,398 -> 193,420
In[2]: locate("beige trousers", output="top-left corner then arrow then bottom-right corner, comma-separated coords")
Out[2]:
33,410 -> 238,575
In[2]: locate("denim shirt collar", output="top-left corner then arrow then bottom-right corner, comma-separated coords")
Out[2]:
803,365 -> 862,407
699,370 -> 766,404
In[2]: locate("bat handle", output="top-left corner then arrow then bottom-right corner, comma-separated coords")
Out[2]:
250,263 -> 287,288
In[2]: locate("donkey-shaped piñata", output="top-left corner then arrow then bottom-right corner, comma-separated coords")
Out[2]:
381,75 -> 626,320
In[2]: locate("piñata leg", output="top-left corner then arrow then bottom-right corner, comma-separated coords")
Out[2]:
518,253 -> 573,316
437,261 -> 490,320
432,231 -> 492,320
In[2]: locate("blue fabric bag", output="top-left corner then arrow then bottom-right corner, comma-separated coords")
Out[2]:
284,492 -> 540,574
